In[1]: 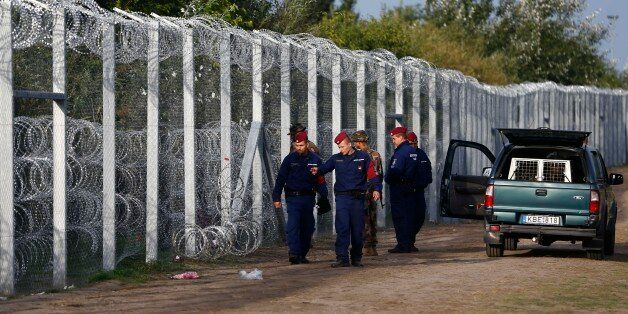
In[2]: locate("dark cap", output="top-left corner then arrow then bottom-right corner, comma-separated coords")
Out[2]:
351,130 -> 369,142
288,123 -> 306,135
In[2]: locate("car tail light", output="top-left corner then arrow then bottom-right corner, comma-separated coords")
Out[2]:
489,225 -> 500,232
589,190 -> 600,214
484,185 -> 494,208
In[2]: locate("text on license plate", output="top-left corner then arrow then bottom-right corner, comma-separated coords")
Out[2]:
522,215 -> 561,226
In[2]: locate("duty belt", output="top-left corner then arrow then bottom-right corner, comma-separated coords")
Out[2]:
285,189 -> 316,197
335,190 -> 366,197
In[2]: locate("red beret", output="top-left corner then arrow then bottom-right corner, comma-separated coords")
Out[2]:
293,131 -> 308,143
389,126 -> 407,136
334,131 -> 348,144
407,131 -> 418,142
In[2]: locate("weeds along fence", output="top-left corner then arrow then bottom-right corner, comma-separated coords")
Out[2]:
0,0 -> 627,295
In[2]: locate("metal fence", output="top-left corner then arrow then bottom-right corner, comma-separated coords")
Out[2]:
0,0 -> 626,295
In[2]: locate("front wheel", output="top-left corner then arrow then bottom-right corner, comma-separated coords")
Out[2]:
586,250 -> 605,260
486,244 -> 504,257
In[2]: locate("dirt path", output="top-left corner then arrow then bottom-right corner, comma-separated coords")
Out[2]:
2,166 -> 627,313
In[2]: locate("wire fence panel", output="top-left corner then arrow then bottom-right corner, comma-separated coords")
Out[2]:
0,0 -> 627,296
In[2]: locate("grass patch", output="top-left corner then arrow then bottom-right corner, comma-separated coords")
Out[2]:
88,257 -> 187,284
496,269 -> 628,312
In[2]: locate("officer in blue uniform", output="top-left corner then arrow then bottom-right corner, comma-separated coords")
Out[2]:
407,131 -> 432,252
385,127 -> 420,253
311,131 -> 382,267
273,131 -> 328,264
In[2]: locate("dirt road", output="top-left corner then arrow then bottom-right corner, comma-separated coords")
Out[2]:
2,166 -> 627,313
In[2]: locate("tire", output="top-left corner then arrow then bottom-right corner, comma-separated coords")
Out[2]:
604,223 -> 615,256
504,236 -> 518,251
586,250 -> 605,260
486,244 -> 504,257
539,239 -> 554,247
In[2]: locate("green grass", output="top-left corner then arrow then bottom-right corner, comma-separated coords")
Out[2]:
88,257 -> 187,284
495,269 -> 628,312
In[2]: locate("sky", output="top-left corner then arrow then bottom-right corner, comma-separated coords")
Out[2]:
349,0 -> 628,72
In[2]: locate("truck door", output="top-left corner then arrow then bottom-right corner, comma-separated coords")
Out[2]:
440,140 -> 496,219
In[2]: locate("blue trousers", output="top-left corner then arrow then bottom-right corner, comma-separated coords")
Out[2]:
285,195 -> 316,257
390,188 -> 416,248
334,194 -> 366,262
411,191 -> 427,246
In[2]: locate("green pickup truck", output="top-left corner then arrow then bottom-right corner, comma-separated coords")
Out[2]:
440,129 -> 624,260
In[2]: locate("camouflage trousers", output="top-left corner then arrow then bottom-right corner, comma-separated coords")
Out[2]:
363,191 -> 378,248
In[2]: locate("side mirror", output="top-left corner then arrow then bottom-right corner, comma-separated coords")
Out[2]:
608,173 -> 623,185
482,167 -> 492,177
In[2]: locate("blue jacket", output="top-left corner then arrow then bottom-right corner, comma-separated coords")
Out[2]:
414,147 -> 433,189
385,141 -> 420,186
273,151 -> 328,202
317,149 -> 382,193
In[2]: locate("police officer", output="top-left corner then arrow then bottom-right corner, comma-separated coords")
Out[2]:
273,131 -> 328,264
385,127 -> 420,253
407,130 -> 432,252
288,123 -> 320,154
407,131 -> 418,149
351,130 -> 383,256
311,131 -> 382,267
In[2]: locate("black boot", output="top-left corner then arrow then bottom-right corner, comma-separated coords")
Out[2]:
410,245 -> 419,252
331,259 -> 350,268
300,256 -> 310,264
351,259 -> 363,267
388,245 -> 411,253
289,255 -> 301,265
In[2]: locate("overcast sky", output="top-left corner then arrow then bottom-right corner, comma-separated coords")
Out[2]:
349,0 -> 627,71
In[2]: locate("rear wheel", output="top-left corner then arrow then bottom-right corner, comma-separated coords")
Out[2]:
486,244 -> 504,257
539,239 -> 554,247
586,250 -> 605,260
604,223 -> 615,256
504,236 -> 518,251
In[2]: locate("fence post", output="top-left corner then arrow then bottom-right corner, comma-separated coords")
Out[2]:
441,78 -> 450,156
376,61 -> 386,228
183,30 -> 196,255
307,49 -> 317,145
331,54 -> 342,233
0,0 -> 15,295
395,65 -> 403,127
102,21 -> 116,270
412,69 -> 421,144
518,92 -> 525,129
356,58 -> 365,131
623,93 -> 627,165
427,72 -> 437,222
280,43 -> 291,159
220,33 -> 232,225
252,37 -> 264,232
52,5 -> 67,289
145,22 -> 160,263
593,92 -> 600,148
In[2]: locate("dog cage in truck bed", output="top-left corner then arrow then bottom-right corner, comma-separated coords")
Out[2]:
507,158 -> 572,183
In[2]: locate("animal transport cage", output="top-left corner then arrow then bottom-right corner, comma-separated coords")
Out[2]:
507,158 -> 572,183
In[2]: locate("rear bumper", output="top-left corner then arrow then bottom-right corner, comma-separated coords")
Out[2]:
501,225 -> 596,237
484,224 -> 599,246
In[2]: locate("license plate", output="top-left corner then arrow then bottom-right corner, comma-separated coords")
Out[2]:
522,215 -> 561,226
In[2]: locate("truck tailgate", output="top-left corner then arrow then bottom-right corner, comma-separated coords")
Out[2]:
492,180 -> 591,215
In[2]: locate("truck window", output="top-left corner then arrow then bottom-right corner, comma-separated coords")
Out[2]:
496,147 -> 587,183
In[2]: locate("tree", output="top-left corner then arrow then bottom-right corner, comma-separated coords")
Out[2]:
487,0 -> 611,85
423,0 -> 493,32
